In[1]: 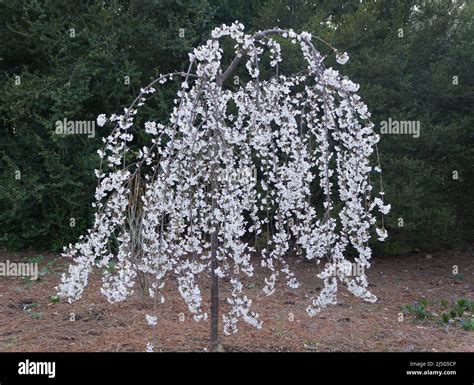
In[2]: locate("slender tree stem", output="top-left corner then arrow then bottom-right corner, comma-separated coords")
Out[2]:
210,194 -> 219,351
210,103 -> 220,352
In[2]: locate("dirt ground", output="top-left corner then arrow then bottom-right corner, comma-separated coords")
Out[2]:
0,249 -> 472,352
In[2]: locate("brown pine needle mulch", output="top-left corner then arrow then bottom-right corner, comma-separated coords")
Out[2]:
0,249 -> 472,352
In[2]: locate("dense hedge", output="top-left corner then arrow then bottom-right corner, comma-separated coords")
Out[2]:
1,0 -> 472,254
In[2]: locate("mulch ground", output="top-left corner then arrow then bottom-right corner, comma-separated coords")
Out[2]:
0,249 -> 472,352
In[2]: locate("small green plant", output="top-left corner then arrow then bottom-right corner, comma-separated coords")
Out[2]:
30,311 -> 43,319
441,312 -> 450,324
405,298 -> 432,320
453,298 -> 474,317
461,318 -> 474,331
49,295 -> 60,304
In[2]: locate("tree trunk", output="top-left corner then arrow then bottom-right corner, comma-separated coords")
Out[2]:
210,195 -> 219,351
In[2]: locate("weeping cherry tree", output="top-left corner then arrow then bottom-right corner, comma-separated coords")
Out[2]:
57,22 -> 390,351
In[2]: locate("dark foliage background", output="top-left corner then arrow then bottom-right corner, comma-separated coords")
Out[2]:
0,0 -> 472,254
